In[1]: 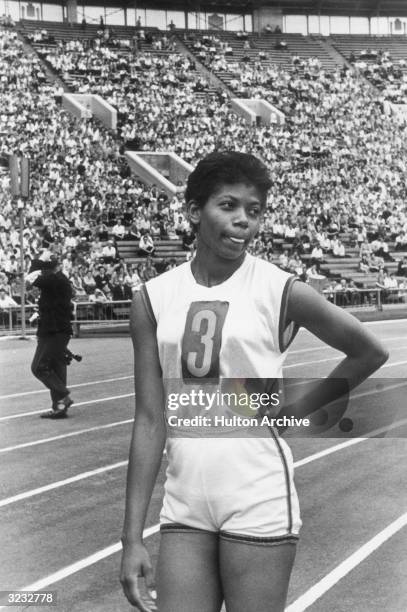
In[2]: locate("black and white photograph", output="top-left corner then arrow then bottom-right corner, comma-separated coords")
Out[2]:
0,1 -> 406,611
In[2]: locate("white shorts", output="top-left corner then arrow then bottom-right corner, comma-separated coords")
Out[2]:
160,433 -> 301,545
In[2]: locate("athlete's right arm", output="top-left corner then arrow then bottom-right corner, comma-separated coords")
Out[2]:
120,289 -> 166,612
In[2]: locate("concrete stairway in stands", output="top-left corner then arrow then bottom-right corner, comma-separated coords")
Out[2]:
117,239 -> 188,271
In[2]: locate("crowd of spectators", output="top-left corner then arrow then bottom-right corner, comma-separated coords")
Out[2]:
2,24 -> 407,326
349,48 -> 407,104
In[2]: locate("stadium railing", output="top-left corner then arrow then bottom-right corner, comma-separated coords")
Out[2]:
71,299 -> 131,336
0,300 -> 132,336
1,293 -> 406,336
322,288 -> 407,309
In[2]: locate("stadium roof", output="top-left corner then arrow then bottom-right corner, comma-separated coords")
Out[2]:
88,1 -> 407,17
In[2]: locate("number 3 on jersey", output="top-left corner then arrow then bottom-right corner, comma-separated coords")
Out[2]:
181,301 -> 229,380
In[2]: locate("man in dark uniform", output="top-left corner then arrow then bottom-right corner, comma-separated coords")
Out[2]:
26,257 -> 74,419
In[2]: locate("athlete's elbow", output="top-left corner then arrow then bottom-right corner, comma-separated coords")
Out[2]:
370,345 -> 389,371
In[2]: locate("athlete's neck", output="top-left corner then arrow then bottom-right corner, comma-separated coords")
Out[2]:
191,245 -> 246,287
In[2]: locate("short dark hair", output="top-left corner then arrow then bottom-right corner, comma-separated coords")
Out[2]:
185,151 -> 272,208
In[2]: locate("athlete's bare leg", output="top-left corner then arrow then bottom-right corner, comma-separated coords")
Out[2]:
220,539 -> 297,612
156,531 -> 223,612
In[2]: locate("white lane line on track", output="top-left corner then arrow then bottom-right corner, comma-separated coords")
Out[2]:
1,416 -> 406,510
382,359 -> 407,368
0,461 -> 128,508
0,524 -> 160,602
0,376 -> 133,400
365,318 -> 407,325
285,356 -> 407,370
0,393 -> 134,421
294,416 -> 407,467
285,356 -> 340,369
287,337 -> 407,357
0,419 -> 133,453
285,511 -> 407,612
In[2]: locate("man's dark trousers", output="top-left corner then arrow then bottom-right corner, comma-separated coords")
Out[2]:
31,332 -> 70,404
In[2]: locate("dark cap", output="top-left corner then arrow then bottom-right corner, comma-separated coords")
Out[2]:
29,257 -> 59,273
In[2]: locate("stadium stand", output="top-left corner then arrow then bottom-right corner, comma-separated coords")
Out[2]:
1,18 -> 407,331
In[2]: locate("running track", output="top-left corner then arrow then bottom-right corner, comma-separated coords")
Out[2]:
0,320 -> 406,612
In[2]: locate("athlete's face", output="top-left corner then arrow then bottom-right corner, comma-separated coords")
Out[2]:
189,182 -> 265,261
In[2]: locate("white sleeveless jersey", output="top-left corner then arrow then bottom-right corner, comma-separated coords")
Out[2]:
142,253 -> 298,381
142,255 -> 302,537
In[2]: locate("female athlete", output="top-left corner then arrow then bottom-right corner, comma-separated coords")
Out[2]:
120,152 -> 388,612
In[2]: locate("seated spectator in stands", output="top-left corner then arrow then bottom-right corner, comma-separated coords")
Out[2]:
324,281 -> 337,304
102,240 -> 117,264
287,252 -> 303,276
124,221 -> 141,241
292,230 -> 311,254
112,219 -> 126,241
327,219 -> 340,239
94,265 -> 111,293
263,238 -> 274,260
70,269 -> 86,300
334,279 -> 350,307
96,222 -> 109,242
143,257 -> 157,281
306,264 -> 326,281
0,271 -> 8,289
310,243 -> 324,268
369,253 -> 385,272
174,214 -> 189,236
182,229 -> 195,253
397,256 -> 407,277
354,228 -> 367,247
165,222 -> 178,240
139,231 -> 155,256
82,267 -> 97,295
136,263 -> 147,282
128,264 -> 143,295
111,273 -> 132,301
332,238 -> 346,258
278,250 -> 290,271
398,278 -> 407,302
359,254 -> 371,274
317,231 -> 331,252
4,254 -> 19,281
61,251 -> 75,277
89,287 -> 109,320
284,222 -> 297,244
90,238 -> 104,261
376,271 -> 398,303
395,231 -> 407,251
164,258 -> 177,272
359,241 -> 373,259
348,280 -> 361,306
371,238 -> 392,261
150,222 -> 161,239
